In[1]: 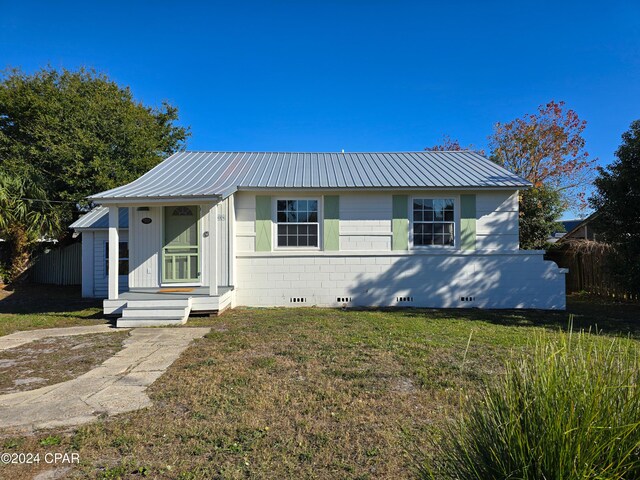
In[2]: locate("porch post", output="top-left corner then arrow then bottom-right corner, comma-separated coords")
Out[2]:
108,206 -> 119,300
209,203 -> 219,296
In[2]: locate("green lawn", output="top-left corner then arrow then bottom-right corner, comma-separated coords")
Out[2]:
0,286 -> 638,479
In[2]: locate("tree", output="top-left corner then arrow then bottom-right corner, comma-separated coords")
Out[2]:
0,172 -> 62,282
590,120 -> 640,293
489,101 -> 595,249
489,101 -> 595,208
518,185 -> 564,250
425,135 -> 485,155
0,66 -> 190,280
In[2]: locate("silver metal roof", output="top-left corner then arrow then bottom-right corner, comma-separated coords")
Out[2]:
90,151 -> 530,202
70,207 -> 128,230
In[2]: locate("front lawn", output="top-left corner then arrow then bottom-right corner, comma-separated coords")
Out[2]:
0,289 -> 638,479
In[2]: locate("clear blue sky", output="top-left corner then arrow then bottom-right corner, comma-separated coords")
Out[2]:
1,1 -> 639,217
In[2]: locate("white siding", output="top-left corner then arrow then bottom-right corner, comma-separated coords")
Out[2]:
81,231 -> 94,298
476,191 -> 519,250
339,193 -> 392,251
216,197 -> 231,286
129,206 -> 162,288
235,191 -> 256,252
235,190 -> 520,253
94,230 -> 129,298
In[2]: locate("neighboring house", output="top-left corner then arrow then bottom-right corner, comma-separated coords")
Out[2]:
557,212 -> 601,242
71,151 -> 567,327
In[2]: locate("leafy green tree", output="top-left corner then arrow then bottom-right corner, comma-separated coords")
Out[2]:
518,186 -> 564,250
0,172 -> 62,282
0,66 -> 189,219
590,120 -> 640,293
0,66 -> 189,280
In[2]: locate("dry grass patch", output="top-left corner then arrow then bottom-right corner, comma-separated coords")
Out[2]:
0,332 -> 128,394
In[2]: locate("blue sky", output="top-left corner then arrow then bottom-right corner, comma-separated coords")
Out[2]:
1,1 -> 639,217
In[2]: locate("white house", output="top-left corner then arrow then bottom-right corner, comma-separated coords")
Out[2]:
71,151 -> 567,327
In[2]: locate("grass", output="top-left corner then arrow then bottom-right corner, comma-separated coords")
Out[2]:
0,285 -> 106,336
422,323 -> 640,479
0,286 -> 638,479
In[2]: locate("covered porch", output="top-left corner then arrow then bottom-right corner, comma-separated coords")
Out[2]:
102,196 -> 235,326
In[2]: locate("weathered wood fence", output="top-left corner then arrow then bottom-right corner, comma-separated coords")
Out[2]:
545,240 -> 638,301
29,242 -> 82,285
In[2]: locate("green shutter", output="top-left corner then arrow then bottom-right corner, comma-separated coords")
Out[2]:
323,195 -> 340,251
255,196 -> 272,252
392,195 -> 409,250
460,194 -> 476,251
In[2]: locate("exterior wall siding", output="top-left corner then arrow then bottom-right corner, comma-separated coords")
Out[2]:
235,190 -> 520,253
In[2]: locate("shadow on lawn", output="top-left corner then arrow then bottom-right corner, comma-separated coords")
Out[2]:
395,295 -> 640,339
0,284 -> 103,317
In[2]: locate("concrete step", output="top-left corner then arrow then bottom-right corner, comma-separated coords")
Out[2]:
121,306 -> 189,319
126,299 -> 191,309
117,316 -> 188,328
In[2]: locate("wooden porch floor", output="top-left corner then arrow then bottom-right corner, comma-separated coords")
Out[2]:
121,286 -> 233,300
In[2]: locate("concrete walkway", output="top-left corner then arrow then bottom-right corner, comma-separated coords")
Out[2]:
0,327 -> 210,432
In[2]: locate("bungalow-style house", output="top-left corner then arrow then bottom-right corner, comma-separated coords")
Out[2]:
71,151 -> 567,327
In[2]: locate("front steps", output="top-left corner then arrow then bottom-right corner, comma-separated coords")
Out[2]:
116,298 -> 192,328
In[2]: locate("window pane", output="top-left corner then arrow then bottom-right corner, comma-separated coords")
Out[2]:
190,256 -> 198,278
299,236 -> 308,246
414,223 -> 424,234
423,199 -> 433,210
308,200 -> 318,212
164,257 -> 173,279
298,211 -> 308,222
278,235 -> 287,247
298,225 -> 308,235
444,210 -> 454,221
287,200 -> 297,212
288,236 -> 298,247
308,212 -> 318,222
424,234 -> 433,245
423,223 -> 434,235
444,199 -> 455,209
434,235 -> 444,245
277,212 -> 286,222
424,210 -> 434,221
445,223 -> 454,234
414,211 -> 423,222
444,232 -> 454,245
277,200 -> 286,211
118,260 -> 128,275
413,199 -> 423,210
298,200 -> 308,212
309,224 -> 318,235
277,224 -> 286,235
309,235 -> 318,247
287,211 -> 297,222
434,223 -> 444,234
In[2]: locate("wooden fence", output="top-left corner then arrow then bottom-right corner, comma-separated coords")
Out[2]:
545,240 -> 638,301
29,242 -> 82,285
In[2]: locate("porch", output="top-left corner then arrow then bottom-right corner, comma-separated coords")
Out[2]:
104,286 -> 234,327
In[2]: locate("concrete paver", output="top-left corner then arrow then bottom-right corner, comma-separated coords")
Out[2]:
0,327 -> 210,432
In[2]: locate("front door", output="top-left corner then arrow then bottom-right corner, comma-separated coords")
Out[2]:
162,205 -> 200,283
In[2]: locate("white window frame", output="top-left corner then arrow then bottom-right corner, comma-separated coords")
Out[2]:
409,195 -> 460,250
273,197 -> 322,251
104,241 -> 129,277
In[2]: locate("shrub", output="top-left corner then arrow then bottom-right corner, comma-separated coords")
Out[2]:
422,325 -> 640,479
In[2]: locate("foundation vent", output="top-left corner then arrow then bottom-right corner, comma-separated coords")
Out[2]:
396,296 -> 414,303
290,297 -> 307,303
337,297 -> 352,303
460,296 -> 475,302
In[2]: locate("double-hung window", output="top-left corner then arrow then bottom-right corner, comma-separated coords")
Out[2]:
276,200 -> 319,247
413,198 -> 455,246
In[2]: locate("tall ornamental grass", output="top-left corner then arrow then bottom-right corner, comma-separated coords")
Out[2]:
423,326 -> 640,479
